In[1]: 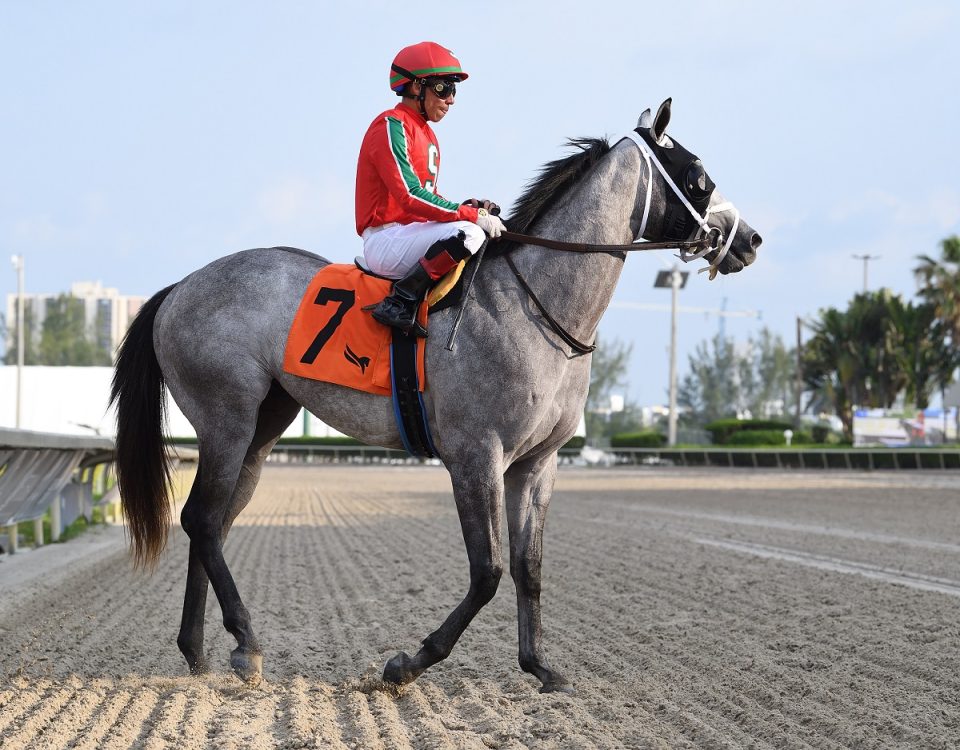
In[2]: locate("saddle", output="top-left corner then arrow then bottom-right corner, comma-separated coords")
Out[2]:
353,256 -> 469,312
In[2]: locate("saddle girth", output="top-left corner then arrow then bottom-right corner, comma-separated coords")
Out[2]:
390,329 -> 437,458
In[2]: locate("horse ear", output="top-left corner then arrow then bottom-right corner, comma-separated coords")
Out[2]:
637,108 -> 652,129
651,98 -> 672,143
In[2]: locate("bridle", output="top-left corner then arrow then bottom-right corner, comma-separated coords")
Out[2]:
496,131 -> 739,278
618,129 -> 741,280
476,130 -> 740,356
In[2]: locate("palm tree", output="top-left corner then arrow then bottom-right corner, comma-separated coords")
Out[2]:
803,291 -> 908,440
915,236 -> 960,424
888,298 -> 941,409
802,307 -> 859,439
846,291 -> 907,408
915,235 -> 960,350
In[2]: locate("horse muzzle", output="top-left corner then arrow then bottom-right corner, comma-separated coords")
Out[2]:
716,222 -> 762,274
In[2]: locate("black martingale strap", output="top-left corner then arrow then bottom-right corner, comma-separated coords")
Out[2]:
504,254 -> 596,356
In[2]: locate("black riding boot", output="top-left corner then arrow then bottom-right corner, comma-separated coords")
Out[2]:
371,262 -> 432,337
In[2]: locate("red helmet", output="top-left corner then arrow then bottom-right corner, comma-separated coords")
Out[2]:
390,42 -> 468,92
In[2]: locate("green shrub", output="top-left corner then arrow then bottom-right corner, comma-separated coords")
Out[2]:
611,431 -> 667,448
723,429 -> 812,446
726,429 -> 789,446
562,436 -> 586,449
811,424 -> 831,443
705,418 -> 794,444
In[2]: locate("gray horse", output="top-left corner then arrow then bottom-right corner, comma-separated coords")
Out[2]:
111,99 -> 761,694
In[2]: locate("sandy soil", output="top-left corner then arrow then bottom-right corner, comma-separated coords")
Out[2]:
2,465 -> 960,749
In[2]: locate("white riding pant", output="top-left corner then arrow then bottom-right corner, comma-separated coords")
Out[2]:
361,220 -> 486,279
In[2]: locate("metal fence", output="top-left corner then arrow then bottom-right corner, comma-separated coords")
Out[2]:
263,443 -> 960,471
0,428 -> 115,553
610,447 -> 960,470
265,444 -> 432,464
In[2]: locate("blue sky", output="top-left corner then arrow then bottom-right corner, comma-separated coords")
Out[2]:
2,1 -> 958,407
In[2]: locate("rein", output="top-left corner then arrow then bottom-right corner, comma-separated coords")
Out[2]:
491,230 -> 719,357
503,253 -> 596,355
497,229 -> 718,256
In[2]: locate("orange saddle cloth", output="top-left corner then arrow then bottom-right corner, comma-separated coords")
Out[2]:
283,264 -> 427,396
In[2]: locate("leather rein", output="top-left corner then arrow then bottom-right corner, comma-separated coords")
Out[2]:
498,229 -> 719,256
495,229 -> 719,356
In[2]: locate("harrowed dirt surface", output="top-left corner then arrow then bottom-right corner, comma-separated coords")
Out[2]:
2,465 -> 960,748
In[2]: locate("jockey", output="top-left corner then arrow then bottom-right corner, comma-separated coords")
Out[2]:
356,41 -> 505,337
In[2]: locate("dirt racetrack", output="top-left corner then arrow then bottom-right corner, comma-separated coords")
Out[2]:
2,465 -> 960,749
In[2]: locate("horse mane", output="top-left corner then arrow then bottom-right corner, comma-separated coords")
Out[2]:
498,137 -> 611,253
432,136 -> 614,311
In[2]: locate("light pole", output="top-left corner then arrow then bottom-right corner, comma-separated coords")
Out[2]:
851,254 -> 880,293
795,316 -> 804,428
654,266 -> 689,446
10,255 -> 24,428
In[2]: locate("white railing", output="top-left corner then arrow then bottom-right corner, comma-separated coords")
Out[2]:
0,428 -> 114,554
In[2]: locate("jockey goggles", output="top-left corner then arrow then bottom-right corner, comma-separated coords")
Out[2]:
424,77 -> 457,99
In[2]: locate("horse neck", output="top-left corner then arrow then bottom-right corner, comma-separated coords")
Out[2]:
503,143 -> 642,339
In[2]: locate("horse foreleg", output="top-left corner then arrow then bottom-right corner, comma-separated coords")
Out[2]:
383,462 -> 504,686
504,452 -> 572,693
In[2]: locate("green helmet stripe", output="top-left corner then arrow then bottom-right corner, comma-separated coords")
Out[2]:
390,65 -> 464,87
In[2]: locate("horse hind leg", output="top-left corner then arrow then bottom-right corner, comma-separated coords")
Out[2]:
504,452 -> 572,693
177,380 -> 301,683
383,459 -> 505,686
177,466 -> 212,675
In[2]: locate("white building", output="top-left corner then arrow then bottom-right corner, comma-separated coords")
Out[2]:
0,366 -> 343,439
5,281 -> 146,362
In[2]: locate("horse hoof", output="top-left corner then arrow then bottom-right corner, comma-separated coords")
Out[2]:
540,679 -> 575,695
188,658 -> 211,676
230,649 -> 263,685
383,651 -> 418,686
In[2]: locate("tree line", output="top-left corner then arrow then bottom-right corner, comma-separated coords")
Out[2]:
587,235 -> 960,443
802,236 -> 959,439
2,294 -> 113,366
586,327 -> 797,441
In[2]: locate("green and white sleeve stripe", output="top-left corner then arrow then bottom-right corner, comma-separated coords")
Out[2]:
385,116 -> 461,213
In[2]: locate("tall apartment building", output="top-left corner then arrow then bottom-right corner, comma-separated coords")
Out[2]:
5,281 -> 146,361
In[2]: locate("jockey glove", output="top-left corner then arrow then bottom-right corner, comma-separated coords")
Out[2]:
476,209 -> 506,239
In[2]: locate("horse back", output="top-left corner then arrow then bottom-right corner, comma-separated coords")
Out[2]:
154,247 -> 329,385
